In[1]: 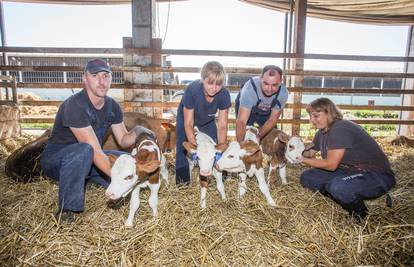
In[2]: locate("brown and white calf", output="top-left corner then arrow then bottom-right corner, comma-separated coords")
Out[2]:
215,126 -> 276,207
103,112 -> 177,153
261,128 -> 305,186
182,128 -> 227,209
106,132 -> 168,227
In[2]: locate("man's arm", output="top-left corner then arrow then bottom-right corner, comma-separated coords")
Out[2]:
70,126 -> 111,177
183,107 -> 196,145
217,108 -> 229,143
111,122 -> 136,149
236,106 -> 251,142
258,109 -> 282,141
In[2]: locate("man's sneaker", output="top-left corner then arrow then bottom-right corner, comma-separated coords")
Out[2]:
54,210 -> 76,223
350,210 -> 368,224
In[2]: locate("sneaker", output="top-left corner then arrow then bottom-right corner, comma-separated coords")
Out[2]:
54,210 -> 76,223
350,208 -> 368,223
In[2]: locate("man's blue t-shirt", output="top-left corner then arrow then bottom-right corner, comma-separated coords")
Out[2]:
48,89 -> 123,145
178,79 -> 231,127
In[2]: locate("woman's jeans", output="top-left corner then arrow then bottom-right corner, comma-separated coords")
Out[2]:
40,142 -> 126,212
300,168 -> 395,214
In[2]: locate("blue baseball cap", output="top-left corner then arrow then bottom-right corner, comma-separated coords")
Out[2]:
85,59 -> 112,74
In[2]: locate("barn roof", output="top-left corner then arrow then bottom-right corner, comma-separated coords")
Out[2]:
4,0 -> 414,25
239,0 -> 414,25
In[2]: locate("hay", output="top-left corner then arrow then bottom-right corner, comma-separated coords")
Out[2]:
0,137 -> 413,266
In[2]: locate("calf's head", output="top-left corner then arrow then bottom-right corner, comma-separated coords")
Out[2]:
183,140 -> 226,177
105,151 -> 160,200
216,140 -> 260,172
285,136 -> 305,163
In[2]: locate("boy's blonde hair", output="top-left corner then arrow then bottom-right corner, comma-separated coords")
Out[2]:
200,61 -> 225,85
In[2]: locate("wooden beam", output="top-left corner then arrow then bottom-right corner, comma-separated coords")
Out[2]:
18,99 -> 414,112
291,0 -> 307,135
2,46 -> 414,62
3,65 -> 414,78
20,116 -> 414,125
14,82 -> 414,95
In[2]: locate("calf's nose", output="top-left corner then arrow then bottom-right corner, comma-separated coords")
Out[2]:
199,169 -> 211,177
105,190 -> 115,199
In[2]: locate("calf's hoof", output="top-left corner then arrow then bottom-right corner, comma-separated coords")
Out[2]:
124,220 -> 134,228
268,199 -> 277,207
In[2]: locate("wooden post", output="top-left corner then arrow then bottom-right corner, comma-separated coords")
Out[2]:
291,0 -> 307,136
400,26 -> 414,137
124,0 -> 163,118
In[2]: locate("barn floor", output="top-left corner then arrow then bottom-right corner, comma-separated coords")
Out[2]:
0,135 -> 413,266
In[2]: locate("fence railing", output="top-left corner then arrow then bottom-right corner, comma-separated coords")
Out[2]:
1,46 -> 414,134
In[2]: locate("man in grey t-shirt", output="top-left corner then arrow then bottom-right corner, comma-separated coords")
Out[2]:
235,65 -> 288,142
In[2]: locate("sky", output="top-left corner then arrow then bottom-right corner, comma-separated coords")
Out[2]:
2,0 -> 410,79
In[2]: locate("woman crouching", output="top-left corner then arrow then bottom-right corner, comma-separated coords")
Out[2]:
298,97 -> 396,222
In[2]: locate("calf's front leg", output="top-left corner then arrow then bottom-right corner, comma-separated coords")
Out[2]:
125,187 -> 141,227
200,177 -> 209,209
279,165 -> 287,185
213,168 -> 226,200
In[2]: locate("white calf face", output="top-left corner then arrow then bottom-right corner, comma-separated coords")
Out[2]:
216,141 -> 246,172
196,141 -> 216,176
285,136 -> 305,163
245,126 -> 259,143
106,154 -> 138,200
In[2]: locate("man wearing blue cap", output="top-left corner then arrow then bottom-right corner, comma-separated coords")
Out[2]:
40,59 -> 153,223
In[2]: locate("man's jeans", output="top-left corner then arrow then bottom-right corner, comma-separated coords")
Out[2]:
40,142 -> 125,212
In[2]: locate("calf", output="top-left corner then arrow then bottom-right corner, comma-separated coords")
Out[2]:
261,128 -> 305,186
215,126 -> 276,207
182,128 -> 227,209
103,112 -> 176,153
106,132 -> 168,227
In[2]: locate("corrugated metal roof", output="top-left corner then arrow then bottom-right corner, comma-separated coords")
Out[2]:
4,0 -> 414,25
4,0 -> 185,5
239,0 -> 414,25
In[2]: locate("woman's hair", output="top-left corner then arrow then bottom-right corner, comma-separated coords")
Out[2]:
200,61 -> 225,85
306,97 -> 343,128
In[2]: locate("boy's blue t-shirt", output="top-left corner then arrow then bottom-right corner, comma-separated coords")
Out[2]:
179,79 -> 231,127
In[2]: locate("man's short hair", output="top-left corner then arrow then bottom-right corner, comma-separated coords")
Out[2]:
262,65 -> 283,76
85,59 -> 112,74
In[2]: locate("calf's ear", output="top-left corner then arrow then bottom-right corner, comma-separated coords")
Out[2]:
136,160 -> 161,173
215,141 -> 229,152
277,131 -> 290,143
183,141 -> 197,154
161,122 -> 176,132
240,141 -> 260,156
107,154 -> 119,167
